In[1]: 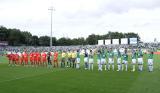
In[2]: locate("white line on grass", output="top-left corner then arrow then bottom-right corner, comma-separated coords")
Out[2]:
0,68 -> 66,84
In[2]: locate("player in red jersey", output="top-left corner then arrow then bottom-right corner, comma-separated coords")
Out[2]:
15,52 -> 19,65
19,52 -> 24,65
29,52 -> 34,67
6,52 -> 12,66
42,51 -> 47,67
23,51 -> 28,66
53,51 -> 59,67
35,52 -> 39,66
11,53 -> 16,66
33,52 -> 37,66
37,52 -> 41,66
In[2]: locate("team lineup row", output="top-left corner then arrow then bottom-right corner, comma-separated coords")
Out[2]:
6,48 -> 154,72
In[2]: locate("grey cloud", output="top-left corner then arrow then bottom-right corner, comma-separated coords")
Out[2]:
65,0 -> 160,19
133,22 -> 151,27
102,0 -> 160,13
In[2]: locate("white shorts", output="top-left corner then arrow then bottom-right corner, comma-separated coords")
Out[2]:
122,60 -> 128,64
138,58 -> 143,65
117,58 -> 121,65
148,59 -> 153,66
84,57 -> 88,63
76,58 -> 80,64
101,58 -> 106,65
132,59 -> 136,64
89,58 -> 94,64
108,58 -> 114,64
97,59 -> 101,64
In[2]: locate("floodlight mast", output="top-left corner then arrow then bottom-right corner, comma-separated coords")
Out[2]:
48,6 -> 55,47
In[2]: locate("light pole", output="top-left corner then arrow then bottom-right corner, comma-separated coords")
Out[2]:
48,6 -> 55,47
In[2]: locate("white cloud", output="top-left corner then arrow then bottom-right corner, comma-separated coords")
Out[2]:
0,0 -> 160,42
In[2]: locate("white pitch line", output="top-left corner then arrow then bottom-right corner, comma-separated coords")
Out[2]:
0,68 -> 66,83
0,77 -> 26,83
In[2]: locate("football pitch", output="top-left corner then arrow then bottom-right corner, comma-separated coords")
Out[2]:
0,55 -> 160,93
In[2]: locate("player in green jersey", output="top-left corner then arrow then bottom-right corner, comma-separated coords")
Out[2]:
108,48 -> 114,71
101,49 -> 107,71
137,48 -> 143,71
122,48 -> 128,71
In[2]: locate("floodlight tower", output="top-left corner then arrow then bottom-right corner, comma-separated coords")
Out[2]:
48,6 -> 55,47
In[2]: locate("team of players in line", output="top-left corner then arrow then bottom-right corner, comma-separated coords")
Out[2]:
6,48 -> 154,72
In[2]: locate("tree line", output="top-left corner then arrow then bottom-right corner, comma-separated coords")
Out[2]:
0,26 -> 140,46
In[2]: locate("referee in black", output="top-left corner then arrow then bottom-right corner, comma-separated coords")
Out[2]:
47,52 -> 52,68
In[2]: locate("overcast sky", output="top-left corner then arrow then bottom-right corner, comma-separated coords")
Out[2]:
0,0 -> 160,42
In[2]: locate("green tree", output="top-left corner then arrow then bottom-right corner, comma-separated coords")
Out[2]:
52,37 -> 57,46
21,31 -> 32,46
39,36 -> 50,46
0,26 -> 10,41
86,34 -> 97,45
8,29 -> 22,46
31,35 -> 39,46
57,37 -> 72,46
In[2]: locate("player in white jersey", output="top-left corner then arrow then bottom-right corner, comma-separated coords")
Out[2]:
148,51 -> 154,72
89,49 -> 94,70
117,49 -> 121,71
97,50 -> 102,71
137,48 -> 143,71
131,49 -> 137,72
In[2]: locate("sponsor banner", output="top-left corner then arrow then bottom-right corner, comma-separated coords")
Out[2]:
112,39 -> 119,45
121,38 -> 128,44
130,38 -> 137,44
105,39 -> 111,45
98,40 -> 104,45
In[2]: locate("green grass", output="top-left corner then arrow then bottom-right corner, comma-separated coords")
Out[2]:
0,55 -> 160,93
0,56 -> 8,63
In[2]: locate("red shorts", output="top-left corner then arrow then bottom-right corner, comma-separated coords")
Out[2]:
24,58 -> 28,63
36,58 -> 39,62
54,59 -> 58,62
12,58 -> 16,61
16,58 -> 19,62
42,58 -> 47,62
20,58 -> 23,63
38,58 -> 41,62
30,58 -> 33,62
34,57 -> 37,62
